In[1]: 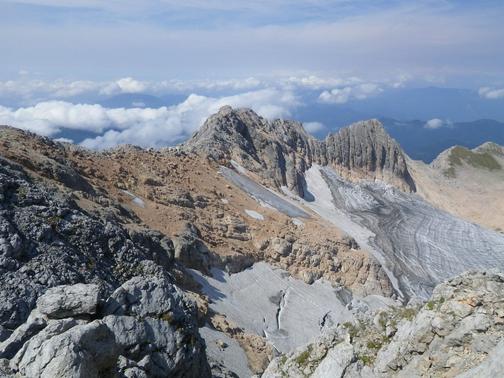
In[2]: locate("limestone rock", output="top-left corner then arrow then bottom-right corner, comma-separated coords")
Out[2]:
173,223 -> 211,273
185,107 -> 415,194
263,270 -> 504,377
5,276 -> 211,378
103,276 -> 191,320
16,320 -> 118,378
36,283 -> 99,319
0,310 -> 46,359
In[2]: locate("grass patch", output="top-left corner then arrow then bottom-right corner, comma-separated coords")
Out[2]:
448,146 -> 501,171
160,312 -> 174,323
425,296 -> 445,311
16,186 -> 28,199
295,345 -> 312,366
342,322 -> 360,339
397,307 -> 417,321
357,354 -> 375,366
279,355 -> 287,366
366,340 -> 383,350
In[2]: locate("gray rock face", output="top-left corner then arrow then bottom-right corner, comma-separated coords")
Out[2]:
36,283 -> 99,319
0,310 -> 46,359
263,270 -> 504,377
324,120 -> 415,191
0,157 -> 174,330
0,158 -> 210,377
103,276 -> 192,322
16,320 -> 118,378
173,223 -> 211,273
185,106 -> 415,194
5,276 -> 210,378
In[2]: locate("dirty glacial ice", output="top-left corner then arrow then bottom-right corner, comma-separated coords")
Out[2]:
221,164 -> 504,301
306,165 -> 504,300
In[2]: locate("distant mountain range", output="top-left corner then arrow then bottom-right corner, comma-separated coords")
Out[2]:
381,118 -> 504,162
45,87 -> 504,162
291,87 -> 504,163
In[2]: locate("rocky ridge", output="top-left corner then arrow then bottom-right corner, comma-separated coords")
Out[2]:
263,270 -> 504,377
185,106 -> 415,194
0,125 -> 393,375
0,124 -> 392,297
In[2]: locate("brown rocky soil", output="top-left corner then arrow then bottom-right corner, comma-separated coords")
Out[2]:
0,125 -> 392,298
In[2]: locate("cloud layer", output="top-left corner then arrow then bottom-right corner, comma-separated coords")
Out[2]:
318,83 -> 382,104
1,2 -> 503,86
479,87 -> 504,100
0,88 -> 301,149
424,118 -> 452,129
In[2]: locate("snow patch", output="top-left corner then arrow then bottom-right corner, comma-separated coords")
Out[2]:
245,209 -> 264,220
121,190 -> 145,208
292,218 -> 304,227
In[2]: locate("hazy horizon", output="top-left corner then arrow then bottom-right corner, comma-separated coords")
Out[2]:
1,0 -> 503,149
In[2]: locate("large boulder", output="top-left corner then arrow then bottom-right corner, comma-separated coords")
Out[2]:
4,276 -> 211,378
103,276 -> 191,321
15,321 -> 117,378
36,283 -> 99,319
173,223 -> 211,273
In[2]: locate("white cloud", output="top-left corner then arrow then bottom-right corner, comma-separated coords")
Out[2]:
101,77 -> 148,95
424,118 -> 453,129
318,83 -> 382,104
303,121 -> 326,134
0,79 -> 104,101
479,87 -> 504,99
284,75 -> 362,90
0,77 -> 268,104
53,137 -> 74,144
0,88 -> 299,149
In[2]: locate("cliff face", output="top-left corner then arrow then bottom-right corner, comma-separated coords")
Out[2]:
185,106 -> 416,195
324,120 -> 416,192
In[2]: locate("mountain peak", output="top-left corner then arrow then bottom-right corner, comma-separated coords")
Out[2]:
186,108 -> 415,194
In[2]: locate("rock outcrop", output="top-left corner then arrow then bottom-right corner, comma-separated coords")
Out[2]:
185,106 -> 415,194
0,157 -> 211,376
263,270 -> 504,377
263,234 -> 393,297
2,279 -> 210,377
0,157 -> 174,330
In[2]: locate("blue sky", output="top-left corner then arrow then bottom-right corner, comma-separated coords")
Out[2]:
1,0 -> 503,86
0,0 -> 503,149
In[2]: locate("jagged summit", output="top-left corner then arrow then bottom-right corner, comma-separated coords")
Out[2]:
185,106 -> 416,193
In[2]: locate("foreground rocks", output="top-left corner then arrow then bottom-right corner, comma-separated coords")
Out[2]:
1,278 -> 210,377
0,157 -> 211,376
263,270 -> 504,377
0,157 -> 174,330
